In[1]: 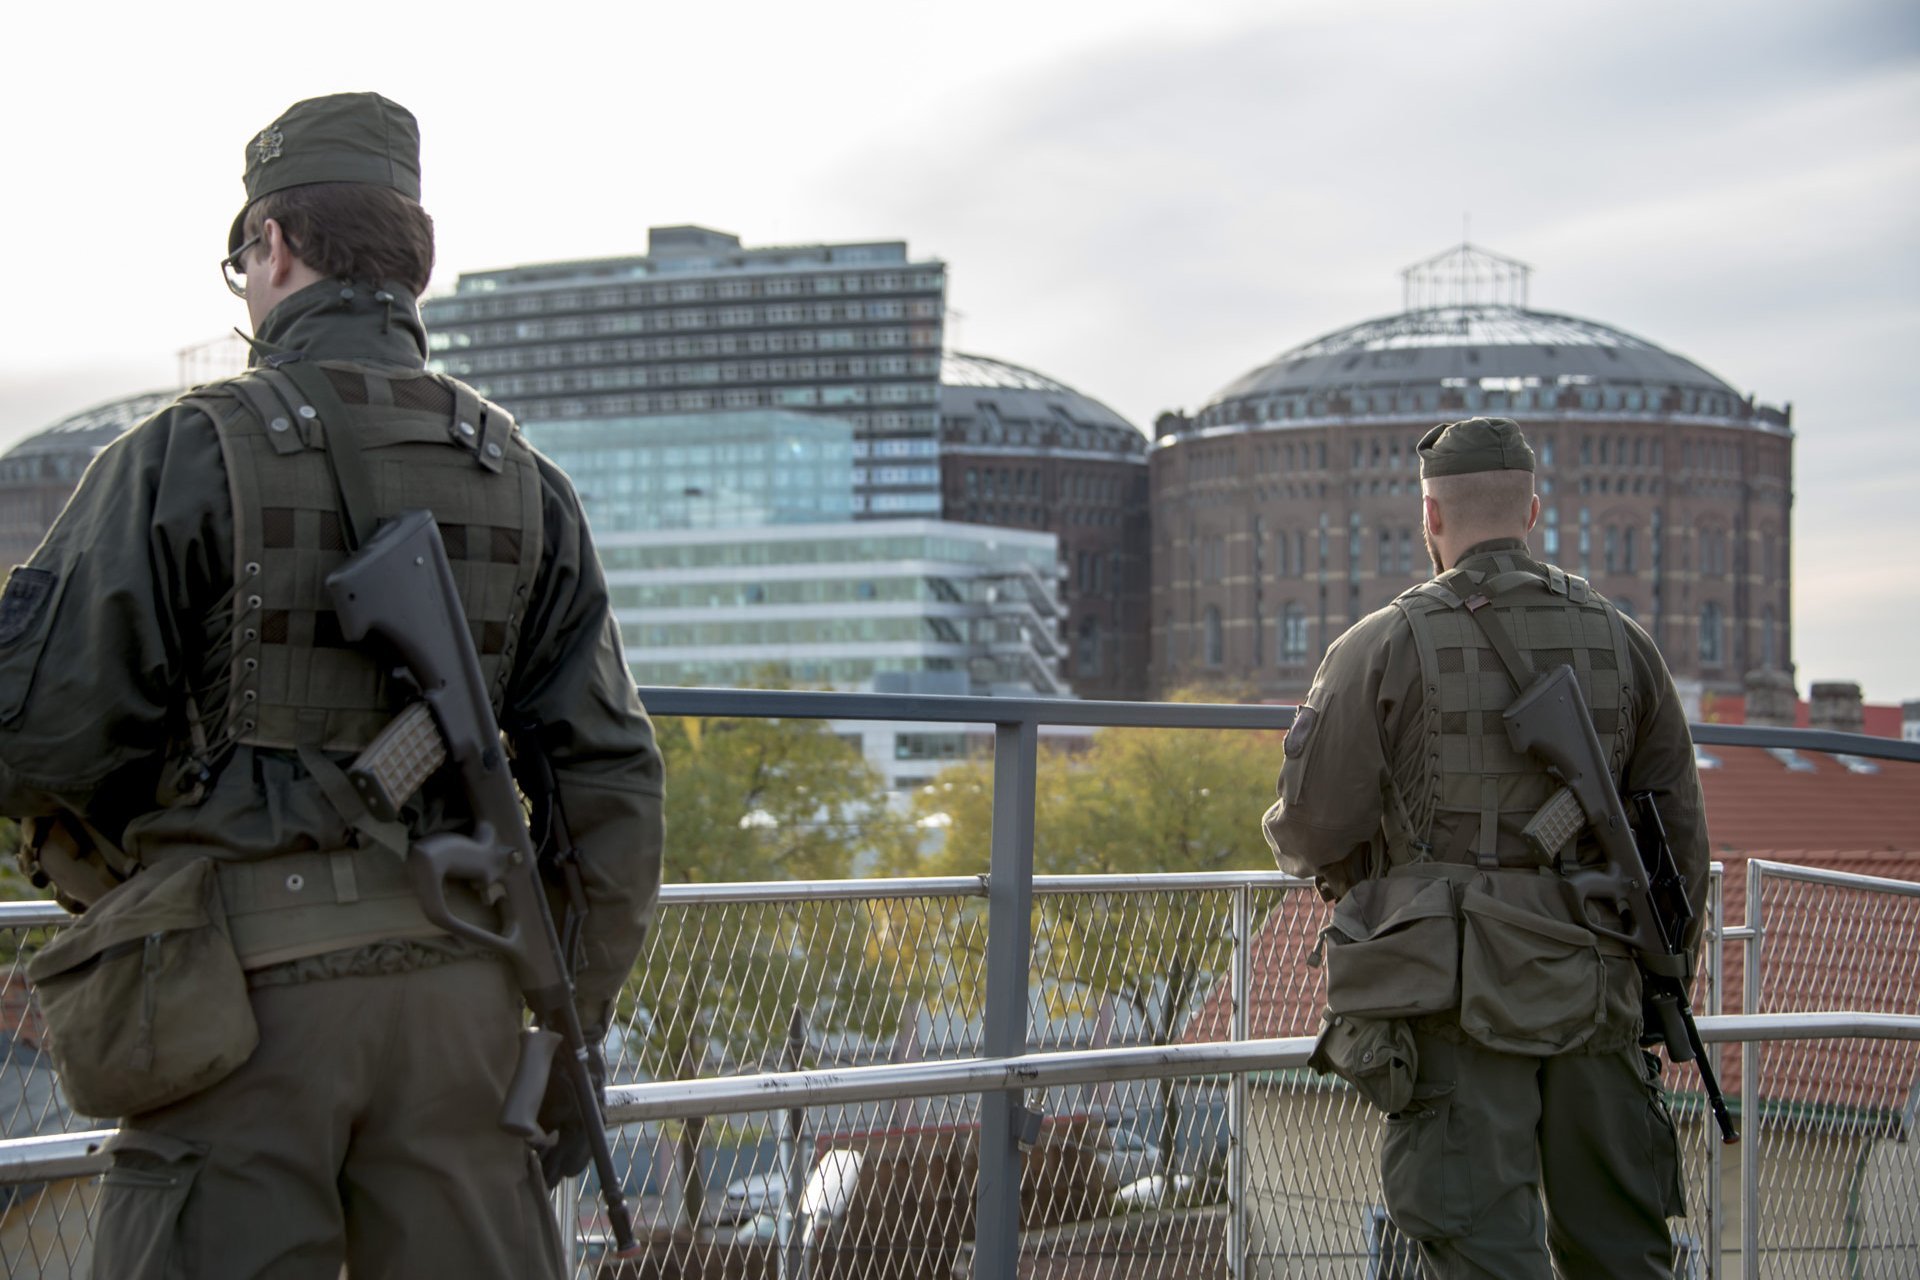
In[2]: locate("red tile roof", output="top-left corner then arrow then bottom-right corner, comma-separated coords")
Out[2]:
1698,746 -> 1920,855
1696,849 -> 1920,1110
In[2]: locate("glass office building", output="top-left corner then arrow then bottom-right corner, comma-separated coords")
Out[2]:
598,521 -> 1063,698
525,411 -> 854,532
423,225 -> 947,518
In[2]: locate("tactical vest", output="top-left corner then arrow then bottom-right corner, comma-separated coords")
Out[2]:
187,360 -> 543,759
162,359 -> 545,967
1388,550 -> 1636,871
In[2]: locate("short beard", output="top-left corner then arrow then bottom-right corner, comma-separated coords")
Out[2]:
1423,524 -> 1445,576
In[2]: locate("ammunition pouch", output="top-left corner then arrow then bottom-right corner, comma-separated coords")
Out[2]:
27,857 -> 258,1118
1308,1012 -> 1417,1114
1316,871 -> 1460,1019
1458,875 -> 1607,1056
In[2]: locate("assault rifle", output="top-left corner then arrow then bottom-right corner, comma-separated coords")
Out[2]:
326,508 -> 643,1256
1504,664 -> 1739,1144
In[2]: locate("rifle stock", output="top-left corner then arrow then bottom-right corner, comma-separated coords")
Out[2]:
1502,664 -> 1737,1143
326,509 -> 645,1253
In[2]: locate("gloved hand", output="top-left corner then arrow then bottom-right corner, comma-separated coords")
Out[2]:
537,1038 -> 607,1189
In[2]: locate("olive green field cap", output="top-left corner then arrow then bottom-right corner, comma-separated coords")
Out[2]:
1417,416 -> 1536,478
229,92 -> 421,252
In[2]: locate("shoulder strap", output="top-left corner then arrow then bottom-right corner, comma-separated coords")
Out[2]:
1459,590 -> 1535,691
261,357 -> 380,551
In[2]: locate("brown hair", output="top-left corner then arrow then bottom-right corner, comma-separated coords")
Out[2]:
244,182 -> 435,295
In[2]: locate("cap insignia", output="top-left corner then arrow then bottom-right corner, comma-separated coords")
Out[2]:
252,127 -> 284,164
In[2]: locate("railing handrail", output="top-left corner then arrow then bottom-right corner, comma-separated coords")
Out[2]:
3,1012 -> 1913,1185
22,857 -> 1920,922
630,685 -> 1920,765
1746,858 -> 1920,899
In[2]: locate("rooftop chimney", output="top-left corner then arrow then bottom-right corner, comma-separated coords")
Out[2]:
1807,681 -> 1864,734
1742,669 -> 1798,727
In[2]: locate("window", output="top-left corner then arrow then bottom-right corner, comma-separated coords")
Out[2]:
1282,605 -> 1309,662
1761,604 -> 1777,669
1700,601 -> 1724,666
1604,526 -> 1619,575
1623,527 -> 1636,574
1077,616 -> 1101,677
1543,507 -> 1560,560
1203,607 -> 1224,667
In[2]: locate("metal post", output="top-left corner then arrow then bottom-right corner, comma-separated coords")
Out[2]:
1228,883 -> 1251,1278
1707,866 -> 1725,1280
780,1005 -> 807,1280
1741,861 -> 1764,1278
977,717 -> 1038,1277
554,1176 -> 580,1278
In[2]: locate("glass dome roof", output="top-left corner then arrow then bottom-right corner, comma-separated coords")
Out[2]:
3,390 -> 174,467
1205,303 -> 1738,414
941,351 -> 1142,442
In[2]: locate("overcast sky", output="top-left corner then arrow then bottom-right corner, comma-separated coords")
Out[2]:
2,0 -> 1915,699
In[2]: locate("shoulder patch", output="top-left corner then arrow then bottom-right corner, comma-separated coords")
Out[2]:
1284,703 -> 1318,758
0,568 -> 56,647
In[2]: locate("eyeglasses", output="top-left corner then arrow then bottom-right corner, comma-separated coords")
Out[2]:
222,234 -> 261,299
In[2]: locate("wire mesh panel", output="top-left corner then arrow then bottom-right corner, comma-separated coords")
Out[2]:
575,889 -> 992,1277
1747,868 -> 1920,1279
1020,888 -> 1241,1276
0,914 -> 98,1280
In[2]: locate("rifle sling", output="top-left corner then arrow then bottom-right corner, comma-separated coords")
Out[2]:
269,356 -> 381,551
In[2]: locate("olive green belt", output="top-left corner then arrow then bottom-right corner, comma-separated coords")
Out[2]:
216,846 -> 496,970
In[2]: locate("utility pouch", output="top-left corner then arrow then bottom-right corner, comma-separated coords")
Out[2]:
1458,879 -> 1605,1055
27,857 -> 258,1118
1307,1012 -> 1417,1114
1317,874 -> 1459,1019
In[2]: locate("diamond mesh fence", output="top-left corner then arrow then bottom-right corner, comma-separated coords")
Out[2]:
1736,866 -> 1920,1280
0,910 -> 97,1280
2,865 -> 1917,1279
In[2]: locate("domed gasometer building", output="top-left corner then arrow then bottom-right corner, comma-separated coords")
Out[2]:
0,391 -> 177,569
939,352 -> 1150,701
1151,245 -> 1793,699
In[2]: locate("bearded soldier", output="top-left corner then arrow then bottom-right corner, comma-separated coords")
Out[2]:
1263,417 -> 1708,1278
0,93 -> 663,1278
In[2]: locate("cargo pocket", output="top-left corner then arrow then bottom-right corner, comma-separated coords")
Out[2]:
1319,874 -> 1459,1018
91,1128 -> 206,1280
1641,1050 -> 1688,1218
1379,1084 -> 1471,1240
27,857 -> 258,1118
1307,1012 -> 1417,1114
1458,883 -> 1604,1056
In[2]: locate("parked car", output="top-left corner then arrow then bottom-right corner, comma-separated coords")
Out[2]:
1089,1126 -> 1163,1190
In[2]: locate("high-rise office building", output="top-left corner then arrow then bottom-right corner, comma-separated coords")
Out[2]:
421,225 -> 947,518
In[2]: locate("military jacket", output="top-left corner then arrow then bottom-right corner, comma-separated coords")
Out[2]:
1264,538 -> 1707,937
0,280 -> 663,1022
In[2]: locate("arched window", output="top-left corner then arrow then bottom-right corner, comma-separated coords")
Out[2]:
1203,607 -> 1224,667
1700,602 -> 1724,666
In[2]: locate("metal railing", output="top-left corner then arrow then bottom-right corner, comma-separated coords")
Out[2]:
0,692 -> 1916,1280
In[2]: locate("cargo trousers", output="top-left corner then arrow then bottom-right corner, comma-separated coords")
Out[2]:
90,953 -> 564,1280
1381,1031 -> 1688,1280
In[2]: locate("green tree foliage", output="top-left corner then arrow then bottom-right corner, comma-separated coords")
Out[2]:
907,688 -> 1283,1178
634,709 -> 919,1226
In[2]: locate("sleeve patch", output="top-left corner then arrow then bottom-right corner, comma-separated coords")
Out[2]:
0,568 -> 55,647
1284,703 -> 1318,758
